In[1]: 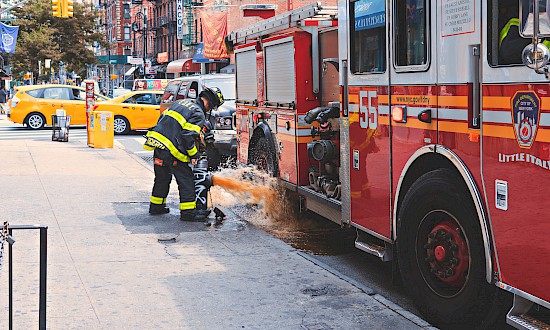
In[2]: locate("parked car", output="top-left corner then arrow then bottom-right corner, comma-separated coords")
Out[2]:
93,90 -> 164,134
159,74 -> 236,168
8,84 -> 109,129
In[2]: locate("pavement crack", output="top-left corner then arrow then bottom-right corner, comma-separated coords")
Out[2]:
158,234 -> 180,259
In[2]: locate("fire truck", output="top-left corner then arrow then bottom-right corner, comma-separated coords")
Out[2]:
227,1 -> 550,328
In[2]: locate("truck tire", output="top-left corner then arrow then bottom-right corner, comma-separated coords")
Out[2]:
251,136 -> 277,177
396,169 -> 503,329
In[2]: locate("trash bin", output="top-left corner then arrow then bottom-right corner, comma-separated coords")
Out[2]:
88,111 -> 114,148
51,109 -> 71,142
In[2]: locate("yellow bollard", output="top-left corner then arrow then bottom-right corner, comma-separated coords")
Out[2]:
88,111 -> 114,148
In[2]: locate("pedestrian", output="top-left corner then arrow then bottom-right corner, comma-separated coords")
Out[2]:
0,85 -> 8,115
143,86 -> 225,221
101,87 -> 108,96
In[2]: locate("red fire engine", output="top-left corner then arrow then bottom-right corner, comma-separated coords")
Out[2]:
227,1 -> 550,328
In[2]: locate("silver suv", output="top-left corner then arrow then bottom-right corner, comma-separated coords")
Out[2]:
160,74 -> 236,168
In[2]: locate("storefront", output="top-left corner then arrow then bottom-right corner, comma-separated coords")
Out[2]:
165,58 -> 201,79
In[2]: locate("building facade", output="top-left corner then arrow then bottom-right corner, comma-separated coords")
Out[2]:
102,0 -> 336,81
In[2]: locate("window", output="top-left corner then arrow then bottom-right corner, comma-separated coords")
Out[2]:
488,0 -> 531,66
123,4 -> 131,19
123,94 -> 151,104
394,0 -> 428,68
44,88 -> 71,100
72,88 -> 84,100
161,81 -> 186,104
154,93 -> 162,104
186,81 -> 198,99
350,0 -> 386,74
26,89 -> 43,98
135,93 -> 153,104
124,26 -> 131,41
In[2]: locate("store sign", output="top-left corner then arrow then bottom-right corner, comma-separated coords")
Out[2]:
203,12 -> 229,60
127,56 -> 144,65
176,0 -> 183,39
157,52 -> 168,63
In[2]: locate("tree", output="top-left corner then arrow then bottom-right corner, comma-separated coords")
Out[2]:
10,0 -> 105,79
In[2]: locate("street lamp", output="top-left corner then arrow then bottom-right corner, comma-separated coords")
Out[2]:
132,9 -> 148,76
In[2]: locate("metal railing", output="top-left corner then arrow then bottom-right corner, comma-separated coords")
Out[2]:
2,223 -> 48,330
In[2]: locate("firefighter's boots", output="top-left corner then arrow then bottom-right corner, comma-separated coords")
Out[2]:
149,203 -> 170,215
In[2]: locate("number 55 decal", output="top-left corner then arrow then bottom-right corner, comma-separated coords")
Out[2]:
360,90 -> 378,130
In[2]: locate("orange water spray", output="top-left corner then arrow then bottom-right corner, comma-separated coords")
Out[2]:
212,175 -> 276,204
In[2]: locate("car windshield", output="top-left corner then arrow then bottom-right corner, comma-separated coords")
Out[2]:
204,78 -> 235,100
161,81 -> 188,104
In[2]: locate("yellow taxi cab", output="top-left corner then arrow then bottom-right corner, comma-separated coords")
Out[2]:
93,90 -> 164,134
8,84 -> 109,129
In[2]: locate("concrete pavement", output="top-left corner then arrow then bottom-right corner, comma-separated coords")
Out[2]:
0,132 -> 434,329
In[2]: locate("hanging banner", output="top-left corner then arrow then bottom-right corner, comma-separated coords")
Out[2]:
176,0 -> 184,39
202,12 -> 229,60
0,22 -> 19,54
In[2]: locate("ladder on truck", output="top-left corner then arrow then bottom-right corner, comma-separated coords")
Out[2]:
227,2 -> 337,44
228,2 -> 337,94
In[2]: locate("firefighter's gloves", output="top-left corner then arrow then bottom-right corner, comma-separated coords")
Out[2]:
202,121 -> 215,144
204,132 -> 215,144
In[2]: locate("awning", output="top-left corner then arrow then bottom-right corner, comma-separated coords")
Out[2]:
124,67 -> 136,76
166,58 -> 201,74
192,42 -> 229,64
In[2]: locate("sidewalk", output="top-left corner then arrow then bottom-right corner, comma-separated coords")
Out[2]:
0,138 -> 433,329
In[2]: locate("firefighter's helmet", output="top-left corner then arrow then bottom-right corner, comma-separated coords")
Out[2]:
200,86 -> 225,109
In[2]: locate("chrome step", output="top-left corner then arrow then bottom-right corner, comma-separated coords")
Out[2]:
355,240 -> 392,261
507,295 -> 550,330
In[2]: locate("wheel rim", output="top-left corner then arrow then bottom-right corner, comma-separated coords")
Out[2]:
113,118 -> 126,133
28,115 -> 44,129
416,210 -> 470,298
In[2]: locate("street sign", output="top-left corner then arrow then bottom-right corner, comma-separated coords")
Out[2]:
127,57 -> 144,65
177,0 -> 184,39
85,80 -> 95,146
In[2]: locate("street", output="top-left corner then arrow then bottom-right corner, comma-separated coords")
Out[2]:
0,116 -> 428,329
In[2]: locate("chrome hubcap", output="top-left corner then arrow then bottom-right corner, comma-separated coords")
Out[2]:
28,115 -> 43,129
114,119 -> 126,133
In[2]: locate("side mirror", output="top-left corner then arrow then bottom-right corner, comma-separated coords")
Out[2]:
522,42 -> 550,71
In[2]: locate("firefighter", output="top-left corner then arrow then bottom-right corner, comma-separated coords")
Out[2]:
144,86 -> 225,221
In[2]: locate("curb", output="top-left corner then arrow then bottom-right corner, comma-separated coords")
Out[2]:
296,251 -> 436,329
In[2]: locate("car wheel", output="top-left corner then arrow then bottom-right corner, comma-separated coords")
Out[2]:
113,116 -> 130,135
251,136 -> 278,177
25,113 -> 46,130
397,169 -> 506,329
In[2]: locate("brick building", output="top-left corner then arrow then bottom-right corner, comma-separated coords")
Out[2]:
104,0 -> 336,80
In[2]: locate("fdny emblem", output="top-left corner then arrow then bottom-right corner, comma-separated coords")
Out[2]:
511,91 -> 541,149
